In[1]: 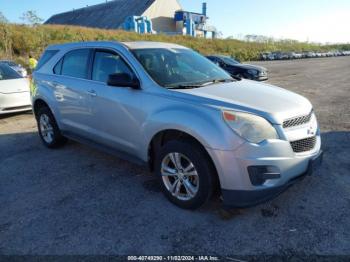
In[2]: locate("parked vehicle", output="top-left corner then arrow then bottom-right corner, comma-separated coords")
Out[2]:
260,52 -> 275,61
306,51 -> 317,58
260,49 -> 349,61
0,60 -> 27,77
0,63 -> 31,114
32,41 -> 323,209
271,52 -> 282,60
293,52 -> 303,59
286,52 -> 296,59
206,55 -> 268,81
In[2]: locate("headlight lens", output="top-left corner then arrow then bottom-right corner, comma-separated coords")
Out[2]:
247,69 -> 258,75
223,111 -> 278,143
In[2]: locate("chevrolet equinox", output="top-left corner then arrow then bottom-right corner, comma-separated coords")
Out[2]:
31,41 -> 323,209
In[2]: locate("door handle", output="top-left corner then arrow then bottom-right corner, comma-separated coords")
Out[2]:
87,90 -> 97,97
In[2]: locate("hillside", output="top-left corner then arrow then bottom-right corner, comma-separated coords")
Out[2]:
0,23 -> 349,67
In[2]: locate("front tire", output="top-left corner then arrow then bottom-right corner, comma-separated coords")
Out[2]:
155,140 -> 216,209
36,107 -> 67,148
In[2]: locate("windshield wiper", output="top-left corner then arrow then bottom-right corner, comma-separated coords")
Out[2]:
231,75 -> 242,81
166,78 -> 235,89
210,78 -> 236,84
166,84 -> 205,89
194,78 -> 235,86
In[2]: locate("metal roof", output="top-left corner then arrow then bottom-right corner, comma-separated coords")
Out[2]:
45,0 -> 156,29
123,41 -> 187,49
45,41 -> 187,51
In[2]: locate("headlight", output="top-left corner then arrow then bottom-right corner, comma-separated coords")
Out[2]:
247,69 -> 258,75
222,111 -> 279,143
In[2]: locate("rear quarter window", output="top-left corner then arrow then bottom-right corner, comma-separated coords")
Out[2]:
36,50 -> 59,71
53,58 -> 63,75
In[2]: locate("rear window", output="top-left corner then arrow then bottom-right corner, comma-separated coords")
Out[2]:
0,64 -> 21,80
36,50 -> 59,71
61,49 -> 90,79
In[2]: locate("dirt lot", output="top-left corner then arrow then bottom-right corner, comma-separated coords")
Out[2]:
0,56 -> 349,256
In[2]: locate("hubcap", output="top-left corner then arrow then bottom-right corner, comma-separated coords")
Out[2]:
161,152 -> 199,201
39,114 -> 54,144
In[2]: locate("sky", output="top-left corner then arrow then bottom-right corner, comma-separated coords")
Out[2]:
1,0 -> 350,43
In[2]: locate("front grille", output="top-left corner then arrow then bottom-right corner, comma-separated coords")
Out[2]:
290,136 -> 316,153
283,111 -> 313,128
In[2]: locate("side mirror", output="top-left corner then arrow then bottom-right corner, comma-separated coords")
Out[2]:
107,73 -> 140,89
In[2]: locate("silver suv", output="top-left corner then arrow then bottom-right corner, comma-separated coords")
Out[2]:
32,41 -> 323,209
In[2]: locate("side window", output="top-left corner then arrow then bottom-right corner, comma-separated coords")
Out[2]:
92,51 -> 134,83
61,49 -> 90,79
36,50 -> 58,71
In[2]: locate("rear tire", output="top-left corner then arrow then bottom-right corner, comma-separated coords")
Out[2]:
36,106 -> 67,148
155,139 -> 216,209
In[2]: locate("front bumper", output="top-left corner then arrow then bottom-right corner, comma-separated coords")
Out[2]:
206,134 -> 322,207
221,150 -> 323,207
254,75 -> 268,81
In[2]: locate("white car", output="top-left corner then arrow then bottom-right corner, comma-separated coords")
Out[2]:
0,63 -> 32,114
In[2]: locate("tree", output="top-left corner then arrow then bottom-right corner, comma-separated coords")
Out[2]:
0,12 -> 8,23
20,10 -> 43,25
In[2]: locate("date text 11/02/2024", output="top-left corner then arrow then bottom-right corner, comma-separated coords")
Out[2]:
127,256 -> 220,261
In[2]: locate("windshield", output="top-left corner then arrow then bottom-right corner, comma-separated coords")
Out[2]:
1,61 -> 17,67
220,56 -> 240,66
132,48 -> 232,88
0,64 -> 22,80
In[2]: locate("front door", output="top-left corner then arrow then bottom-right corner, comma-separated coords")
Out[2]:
87,49 -> 144,156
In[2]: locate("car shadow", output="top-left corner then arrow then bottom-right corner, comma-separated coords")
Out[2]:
0,110 -> 33,120
0,130 -> 349,219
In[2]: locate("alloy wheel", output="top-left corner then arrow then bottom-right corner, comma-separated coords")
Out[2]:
161,152 -> 199,201
39,114 -> 54,144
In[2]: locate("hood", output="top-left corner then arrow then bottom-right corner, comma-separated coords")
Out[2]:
0,78 -> 30,94
230,63 -> 267,72
174,80 -> 312,125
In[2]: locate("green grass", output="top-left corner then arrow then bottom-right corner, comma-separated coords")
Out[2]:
0,23 -> 349,68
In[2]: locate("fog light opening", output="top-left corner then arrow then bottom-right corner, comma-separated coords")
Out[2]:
248,166 -> 281,186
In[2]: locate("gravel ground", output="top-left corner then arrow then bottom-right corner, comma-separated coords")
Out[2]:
0,56 -> 349,257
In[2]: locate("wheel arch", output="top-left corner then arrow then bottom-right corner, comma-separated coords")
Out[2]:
147,128 -> 221,191
33,98 -> 50,118
33,98 -> 62,125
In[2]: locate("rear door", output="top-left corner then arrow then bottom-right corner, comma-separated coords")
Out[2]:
52,48 -> 95,137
